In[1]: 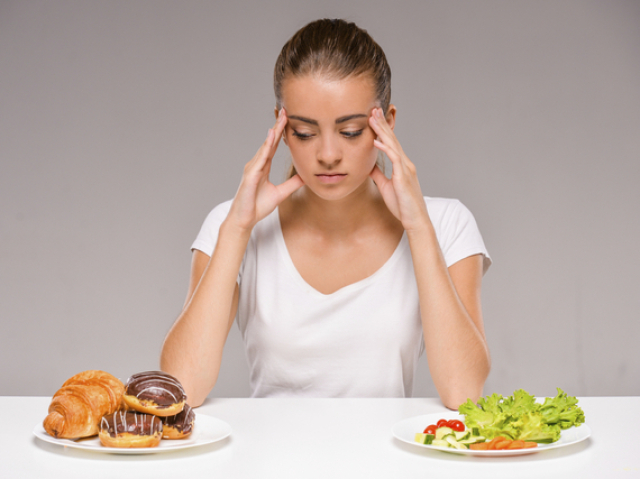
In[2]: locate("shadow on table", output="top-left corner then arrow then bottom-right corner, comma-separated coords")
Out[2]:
32,434 -> 232,461
392,436 -> 592,463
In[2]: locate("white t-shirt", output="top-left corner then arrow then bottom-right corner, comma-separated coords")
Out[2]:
191,197 -> 491,398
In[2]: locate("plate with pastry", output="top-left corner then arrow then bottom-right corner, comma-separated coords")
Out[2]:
34,412 -> 231,454
36,369 -> 231,454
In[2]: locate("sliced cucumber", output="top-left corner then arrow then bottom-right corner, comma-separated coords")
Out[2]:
459,436 -> 486,445
414,433 -> 435,445
445,435 -> 467,450
454,430 -> 470,441
431,439 -> 450,447
435,426 -> 454,440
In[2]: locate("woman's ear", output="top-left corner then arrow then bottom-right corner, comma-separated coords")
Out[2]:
385,104 -> 397,131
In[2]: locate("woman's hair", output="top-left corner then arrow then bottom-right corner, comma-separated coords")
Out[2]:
274,19 -> 391,178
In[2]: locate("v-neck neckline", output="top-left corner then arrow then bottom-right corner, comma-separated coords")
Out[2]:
272,208 -> 407,298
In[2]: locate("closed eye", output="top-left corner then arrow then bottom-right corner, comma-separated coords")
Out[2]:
342,130 -> 363,139
292,130 -> 313,140
292,129 -> 364,140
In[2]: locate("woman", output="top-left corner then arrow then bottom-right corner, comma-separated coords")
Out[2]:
160,19 -> 491,409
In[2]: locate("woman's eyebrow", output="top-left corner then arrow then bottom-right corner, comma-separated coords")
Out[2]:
335,113 -> 367,124
287,115 -> 318,125
287,113 -> 368,126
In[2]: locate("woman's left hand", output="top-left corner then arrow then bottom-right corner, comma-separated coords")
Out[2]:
368,107 -> 429,232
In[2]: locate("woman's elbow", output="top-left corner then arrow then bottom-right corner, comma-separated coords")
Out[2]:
440,364 -> 491,410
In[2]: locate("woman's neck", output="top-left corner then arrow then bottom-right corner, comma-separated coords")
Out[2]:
280,178 -> 397,237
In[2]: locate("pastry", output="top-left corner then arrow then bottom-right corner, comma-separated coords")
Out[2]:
43,370 -> 124,439
162,404 -> 195,439
99,411 -> 163,448
123,371 -> 186,417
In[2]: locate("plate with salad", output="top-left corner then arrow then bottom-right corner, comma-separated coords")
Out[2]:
393,388 -> 591,456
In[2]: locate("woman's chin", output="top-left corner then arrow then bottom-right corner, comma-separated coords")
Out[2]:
299,177 -> 373,202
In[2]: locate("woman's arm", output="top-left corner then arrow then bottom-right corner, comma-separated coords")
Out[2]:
160,109 -> 303,406
369,107 -> 490,409
407,228 -> 490,409
160,226 -> 248,407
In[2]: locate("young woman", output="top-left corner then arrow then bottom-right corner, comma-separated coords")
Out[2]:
160,19 -> 491,409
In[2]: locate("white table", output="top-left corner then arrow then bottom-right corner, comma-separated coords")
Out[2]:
4,396 -> 637,478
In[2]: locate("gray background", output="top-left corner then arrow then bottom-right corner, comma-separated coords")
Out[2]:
2,0 -> 639,399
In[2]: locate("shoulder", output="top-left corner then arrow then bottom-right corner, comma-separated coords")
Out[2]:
423,195 -> 462,210
202,199 -> 234,224
191,199 -> 234,256
423,196 -> 491,272
196,199 -> 236,233
423,196 -> 472,225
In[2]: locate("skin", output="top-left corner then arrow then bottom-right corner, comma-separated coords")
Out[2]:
160,74 -> 490,409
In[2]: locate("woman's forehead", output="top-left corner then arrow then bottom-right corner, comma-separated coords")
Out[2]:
281,74 -> 378,120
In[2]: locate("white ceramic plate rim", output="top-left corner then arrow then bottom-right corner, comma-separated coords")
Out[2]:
393,412 -> 591,457
34,413 -> 231,455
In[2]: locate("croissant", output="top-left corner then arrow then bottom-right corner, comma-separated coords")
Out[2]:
43,370 -> 124,439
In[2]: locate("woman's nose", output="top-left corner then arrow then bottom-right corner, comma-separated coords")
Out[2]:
317,136 -> 341,168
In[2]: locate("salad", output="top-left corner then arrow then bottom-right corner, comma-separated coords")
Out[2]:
415,388 -> 585,450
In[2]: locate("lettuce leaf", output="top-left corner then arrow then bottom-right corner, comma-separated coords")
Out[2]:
512,412 -> 561,443
458,388 -> 584,443
538,388 -> 586,430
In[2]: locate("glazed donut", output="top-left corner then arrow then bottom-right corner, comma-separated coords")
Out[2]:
123,371 -> 186,417
162,404 -> 195,439
99,411 -> 163,448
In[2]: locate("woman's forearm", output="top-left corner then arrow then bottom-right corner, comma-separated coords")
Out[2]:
160,220 -> 251,406
407,218 -> 490,410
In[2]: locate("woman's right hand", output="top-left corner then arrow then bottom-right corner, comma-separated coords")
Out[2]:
226,108 -> 304,232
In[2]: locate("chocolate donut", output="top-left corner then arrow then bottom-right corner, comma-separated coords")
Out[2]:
162,404 -> 195,439
123,371 -> 186,417
99,411 -> 163,448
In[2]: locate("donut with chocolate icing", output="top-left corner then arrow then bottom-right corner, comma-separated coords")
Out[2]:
123,371 -> 186,417
99,411 -> 163,448
162,404 -> 195,439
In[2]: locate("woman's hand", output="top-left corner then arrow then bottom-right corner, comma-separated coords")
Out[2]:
227,109 -> 304,232
368,107 -> 429,233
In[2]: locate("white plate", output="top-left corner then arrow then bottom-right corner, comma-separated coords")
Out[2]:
34,413 -> 231,455
393,412 -> 591,457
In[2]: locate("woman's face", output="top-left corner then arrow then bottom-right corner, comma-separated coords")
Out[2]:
278,74 -> 395,201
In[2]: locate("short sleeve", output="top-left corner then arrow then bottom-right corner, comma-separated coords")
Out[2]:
190,200 -> 246,284
190,200 -> 233,256
426,198 -> 492,274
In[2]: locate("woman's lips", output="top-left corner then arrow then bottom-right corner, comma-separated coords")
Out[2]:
315,173 -> 346,184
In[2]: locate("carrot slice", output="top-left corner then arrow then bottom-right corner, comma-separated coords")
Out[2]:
523,442 -> 538,448
494,440 -> 512,450
470,442 -> 489,450
487,436 -> 506,450
507,440 -> 525,449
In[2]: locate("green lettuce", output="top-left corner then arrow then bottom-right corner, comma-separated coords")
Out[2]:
458,388 -> 585,443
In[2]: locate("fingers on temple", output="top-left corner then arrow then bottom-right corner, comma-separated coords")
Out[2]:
258,108 -> 287,166
250,128 -> 275,170
370,109 -> 401,159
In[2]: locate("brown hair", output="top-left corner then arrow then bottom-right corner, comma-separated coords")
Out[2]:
274,19 -> 391,177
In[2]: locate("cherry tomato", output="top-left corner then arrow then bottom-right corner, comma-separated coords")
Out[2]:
436,419 -> 449,428
446,419 -> 465,432
423,425 -> 437,435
